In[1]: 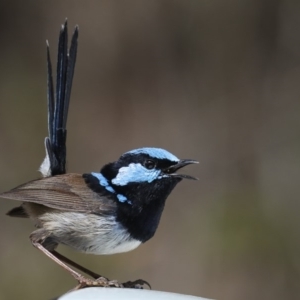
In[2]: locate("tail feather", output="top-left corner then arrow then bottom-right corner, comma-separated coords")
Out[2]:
40,20 -> 79,177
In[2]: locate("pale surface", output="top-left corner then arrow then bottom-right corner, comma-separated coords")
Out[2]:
59,288 -> 212,300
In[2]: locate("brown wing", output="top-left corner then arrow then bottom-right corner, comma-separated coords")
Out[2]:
0,173 -> 116,214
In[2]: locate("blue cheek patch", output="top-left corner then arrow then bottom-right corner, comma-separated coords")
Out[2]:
125,147 -> 179,162
111,163 -> 161,186
91,172 -> 131,205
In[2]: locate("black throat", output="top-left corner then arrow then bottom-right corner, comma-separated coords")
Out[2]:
114,179 -> 181,243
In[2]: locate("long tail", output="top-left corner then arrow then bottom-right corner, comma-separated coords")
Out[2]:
40,20 -> 78,177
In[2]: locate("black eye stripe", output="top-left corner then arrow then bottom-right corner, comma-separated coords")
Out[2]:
117,153 -> 178,171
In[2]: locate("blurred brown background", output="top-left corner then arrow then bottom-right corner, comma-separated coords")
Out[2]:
0,1 -> 299,299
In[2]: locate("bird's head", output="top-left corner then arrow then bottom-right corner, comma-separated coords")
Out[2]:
87,147 -> 198,242
98,147 -> 197,205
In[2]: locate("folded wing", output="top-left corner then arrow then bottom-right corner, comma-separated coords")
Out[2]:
1,174 -> 116,214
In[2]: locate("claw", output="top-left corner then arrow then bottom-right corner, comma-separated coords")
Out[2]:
122,279 -> 151,289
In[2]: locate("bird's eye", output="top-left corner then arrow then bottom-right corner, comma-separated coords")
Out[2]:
143,159 -> 156,170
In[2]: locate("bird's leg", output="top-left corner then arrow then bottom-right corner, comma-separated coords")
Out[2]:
51,250 -> 151,289
52,250 -> 151,289
51,250 -> 104,279
30,230 -> 122,289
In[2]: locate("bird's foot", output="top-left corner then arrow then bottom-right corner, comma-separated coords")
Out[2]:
122,279 -> 151,289
73,275 -> 123,290
72,275 -> 151,291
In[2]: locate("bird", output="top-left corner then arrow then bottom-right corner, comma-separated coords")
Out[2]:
0,20 -> 198,290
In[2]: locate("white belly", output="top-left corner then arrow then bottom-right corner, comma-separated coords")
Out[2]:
40,212 -> 141,255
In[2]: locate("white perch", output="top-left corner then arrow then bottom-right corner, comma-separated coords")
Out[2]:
59,288 -> 213,300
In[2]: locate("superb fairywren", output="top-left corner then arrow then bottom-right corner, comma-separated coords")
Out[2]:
0,21 -> 198,289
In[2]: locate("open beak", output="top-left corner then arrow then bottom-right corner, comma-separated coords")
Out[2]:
164,159 -> 199,180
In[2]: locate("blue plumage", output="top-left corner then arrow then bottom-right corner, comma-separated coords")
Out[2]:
117,194 -> 129,203
112,163 -> 161,186
91,172 -> 113,191
91,172 -> 131,204
125,147 -> 179,162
